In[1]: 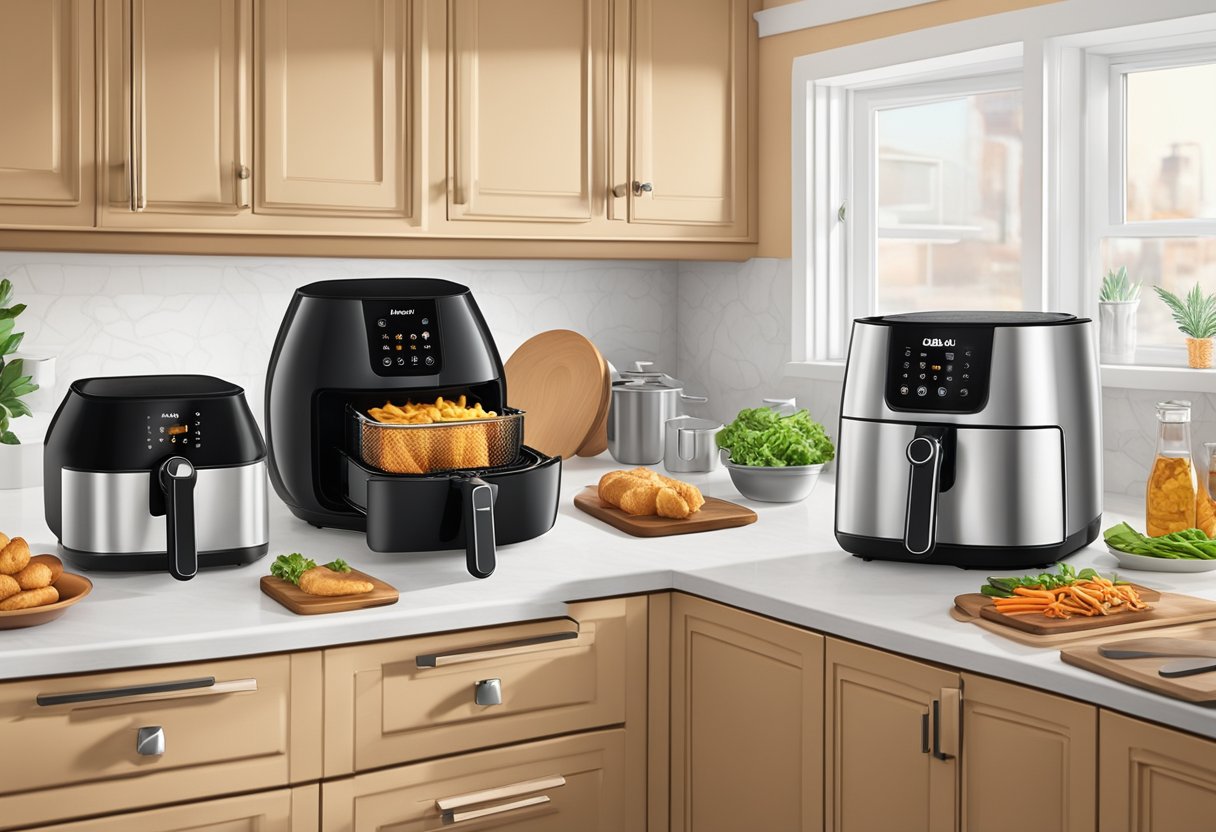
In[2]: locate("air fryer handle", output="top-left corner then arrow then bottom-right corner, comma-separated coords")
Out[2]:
904,436 -> 943,559
159,457 -> 198,581
457,477 -> 498,579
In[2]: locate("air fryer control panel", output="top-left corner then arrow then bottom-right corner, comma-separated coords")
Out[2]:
362,299 -> 442,376
884,325 -> 994,413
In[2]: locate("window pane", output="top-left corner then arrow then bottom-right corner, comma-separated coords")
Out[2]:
874,89 -> 1023,314
1103,237 -> 1216,350
1125,63 -> 1216,221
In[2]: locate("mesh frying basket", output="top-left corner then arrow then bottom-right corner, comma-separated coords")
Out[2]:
350,406 -> 525,475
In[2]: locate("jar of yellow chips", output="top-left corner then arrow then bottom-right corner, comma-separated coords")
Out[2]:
1146,401 -> 1197,537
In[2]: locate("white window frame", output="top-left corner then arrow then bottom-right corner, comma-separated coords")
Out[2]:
786,0 -> 1216,391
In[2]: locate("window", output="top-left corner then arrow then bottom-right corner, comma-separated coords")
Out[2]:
791,0 -> 1216,387
1096,53 -> 1216,358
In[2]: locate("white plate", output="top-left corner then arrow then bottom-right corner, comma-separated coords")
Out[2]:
1107,546 -> 1216,573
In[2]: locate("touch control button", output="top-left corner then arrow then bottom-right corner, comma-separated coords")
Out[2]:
937,387 -> 947,397
960,388 -> 970,397
916,385 -> 928,397
424,356 -> 436,366
899,385 -> 909,395
381,357 -> 392,367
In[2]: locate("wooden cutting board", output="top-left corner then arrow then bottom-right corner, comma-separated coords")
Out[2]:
1062,623 -> 1216,703
576,357 -> 612,457
505,331 -> 608,459
574,486 -> 756,537
952,586 -> 1216,639
261,569 -> 399,615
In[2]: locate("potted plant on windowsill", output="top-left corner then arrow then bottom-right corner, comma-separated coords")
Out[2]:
1154,283 -> 1216,369
0,279 -> 41,488
1098,266 -> 1141,364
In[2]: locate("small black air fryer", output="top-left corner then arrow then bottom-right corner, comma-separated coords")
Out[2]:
264,278 -> 561,578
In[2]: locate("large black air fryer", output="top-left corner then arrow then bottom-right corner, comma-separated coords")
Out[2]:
265,278 -> 561,578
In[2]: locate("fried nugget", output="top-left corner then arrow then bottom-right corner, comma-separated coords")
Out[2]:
14,562 -> 52,590
0,575 -> 19,602
599,472 -> 650,506
0,537 -> 30,575
618,484 -> 662,515
298,567 -> 374,597
29,555 -> 63,584
655,474 -> 705,513
0,532 -> 8,551
656,487 -> 692,519
0,585 -> 58,611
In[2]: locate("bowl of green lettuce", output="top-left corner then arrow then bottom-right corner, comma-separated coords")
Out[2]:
716,407 -> 835,502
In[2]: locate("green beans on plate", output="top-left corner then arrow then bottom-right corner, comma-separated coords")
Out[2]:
1104,522 -> 1216,560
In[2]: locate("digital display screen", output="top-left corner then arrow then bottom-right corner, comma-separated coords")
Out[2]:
884,325 -> 993,413
165,424 -> 189,437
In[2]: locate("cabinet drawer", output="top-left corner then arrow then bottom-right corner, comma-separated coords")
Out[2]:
34,785 -> 318,832
323,596 -> 646,775
322,729 -> 627,831
0,652 -> 321,830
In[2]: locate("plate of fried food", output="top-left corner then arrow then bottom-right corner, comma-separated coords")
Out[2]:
0,533 -> 92,629
574,467 -> 758,537
261,553 -> 399,615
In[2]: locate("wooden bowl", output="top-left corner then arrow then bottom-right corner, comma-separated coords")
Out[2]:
0,572 -> 93,630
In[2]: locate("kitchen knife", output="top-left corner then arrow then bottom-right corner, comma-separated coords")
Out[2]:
1158,657 -> 1216,678
1098,637 -> 1216,660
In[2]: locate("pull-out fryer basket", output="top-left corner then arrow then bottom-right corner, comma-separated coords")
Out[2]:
349,405 -> 525,475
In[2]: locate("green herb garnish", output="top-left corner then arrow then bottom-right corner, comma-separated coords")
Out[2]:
979,562 -> 1127,598
323,559 -> 352,573
270,553 -> 317,585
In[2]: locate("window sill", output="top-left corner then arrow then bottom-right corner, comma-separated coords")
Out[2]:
784,361 -> 1216,393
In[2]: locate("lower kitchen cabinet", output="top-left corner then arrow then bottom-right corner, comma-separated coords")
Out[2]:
34,785 -> 318,831
1100,710 -> 1216,832
321,729 -> 634,831
668,594 -> 823,832
825,637 -> 958,832
961,673 -> 1097,832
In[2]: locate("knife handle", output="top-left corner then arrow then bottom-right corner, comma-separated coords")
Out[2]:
1159,657 -> 1216,678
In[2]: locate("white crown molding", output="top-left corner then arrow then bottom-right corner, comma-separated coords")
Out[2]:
754,0 -> 938,38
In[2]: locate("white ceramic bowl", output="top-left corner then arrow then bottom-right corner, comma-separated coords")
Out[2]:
1107,546 -> 1216,573
722,454 -> 824,503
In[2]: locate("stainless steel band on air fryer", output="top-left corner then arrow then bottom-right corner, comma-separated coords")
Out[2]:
834,311 -> 1102,568
59,462 -> 268,555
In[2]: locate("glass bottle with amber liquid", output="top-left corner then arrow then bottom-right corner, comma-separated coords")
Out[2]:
1199,442 -> 1216,537
1147,400 -> 1197,537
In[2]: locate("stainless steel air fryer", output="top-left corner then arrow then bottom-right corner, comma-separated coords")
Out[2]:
43,375 -> 269,580
834,312 -> 1101,568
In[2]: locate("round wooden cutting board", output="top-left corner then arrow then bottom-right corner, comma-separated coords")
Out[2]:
505,330 -> 609,459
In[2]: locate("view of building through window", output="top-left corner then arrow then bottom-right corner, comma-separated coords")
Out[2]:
873,88 -> 1023,315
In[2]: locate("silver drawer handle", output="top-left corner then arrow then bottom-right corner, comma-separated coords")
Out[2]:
415,622 -> 582,668
474,678 -> 502,706
445,795 -> 550,824
436,775 -> 566,813
136,725 -> 165,757
36,678 -> 257,709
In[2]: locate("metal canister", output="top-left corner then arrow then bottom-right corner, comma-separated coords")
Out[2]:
607,362 -> 707,465
663,417 -> 723,473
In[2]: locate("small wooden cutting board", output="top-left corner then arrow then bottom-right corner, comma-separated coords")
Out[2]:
261,569 -> 399,615
1062,623 -> 1216,703
574,486 -> 757,537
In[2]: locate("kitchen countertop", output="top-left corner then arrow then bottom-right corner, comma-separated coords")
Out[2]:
2,456 -> 1215,740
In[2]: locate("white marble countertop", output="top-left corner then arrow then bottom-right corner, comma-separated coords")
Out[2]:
2,456 -> 1215,739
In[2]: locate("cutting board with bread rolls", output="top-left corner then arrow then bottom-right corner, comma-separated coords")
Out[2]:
574,467 -> 757,537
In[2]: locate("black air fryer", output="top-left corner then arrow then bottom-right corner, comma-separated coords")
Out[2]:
265,278 -> 561,578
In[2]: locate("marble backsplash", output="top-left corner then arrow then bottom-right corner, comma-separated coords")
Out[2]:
675,257 -> 1213,498
0,252 -> 678,436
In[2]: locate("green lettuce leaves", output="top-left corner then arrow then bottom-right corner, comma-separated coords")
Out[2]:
716,407 -> 835,467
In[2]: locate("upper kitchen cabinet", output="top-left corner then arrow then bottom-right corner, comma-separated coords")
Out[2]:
255,0 -> 419,226
99,0 -> 250,228
0,0 -> 94,228
445,0 -> 606,223
612,0 -> 756,238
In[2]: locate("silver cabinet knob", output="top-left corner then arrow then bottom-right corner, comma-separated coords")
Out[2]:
474,678 -> 503,706
632,181 -> 653,195
136,725 -> 165,757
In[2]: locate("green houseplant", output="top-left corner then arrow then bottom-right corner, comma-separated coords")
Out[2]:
1098,266 -> 1142,364
1154,283 -> 1216,368
0,278 -> 38,445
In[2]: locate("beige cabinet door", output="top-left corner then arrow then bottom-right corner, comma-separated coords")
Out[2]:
33,786 -> 318,832
1100,710 -> 1216,832
962,673 -> 1097,832
622,0 -> 753,235
100,0 -> 251,227
323,729 -> 628,831
0,0 -> 94,228
825,638 -> 959,832
448,0 -> 606,223
669,594 -> 823,832
256,0 -> 416,221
